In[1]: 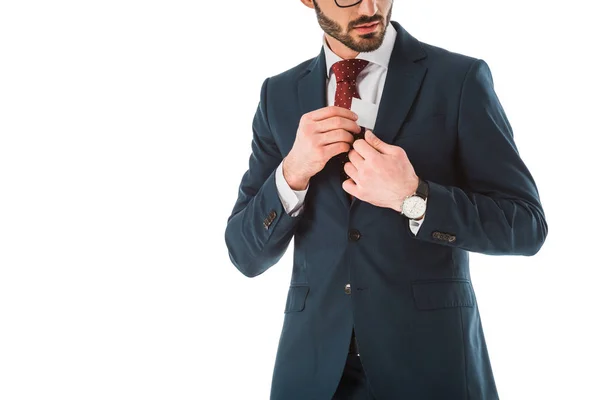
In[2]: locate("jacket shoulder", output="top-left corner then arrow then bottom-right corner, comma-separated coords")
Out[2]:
266,54 -> 315,87
419,41 -> 480,75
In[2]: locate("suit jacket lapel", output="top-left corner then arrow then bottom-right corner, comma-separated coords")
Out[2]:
298,20 -> 428,211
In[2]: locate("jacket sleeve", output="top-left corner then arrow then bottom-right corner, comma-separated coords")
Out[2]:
412,59 -> 548,255
224,77 -> 304,277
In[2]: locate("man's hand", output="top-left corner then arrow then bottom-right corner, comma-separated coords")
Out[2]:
342,129 -> 419,212
283,106 -> 361,190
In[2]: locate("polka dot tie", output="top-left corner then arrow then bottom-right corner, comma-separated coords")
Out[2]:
331,58 -> 369,202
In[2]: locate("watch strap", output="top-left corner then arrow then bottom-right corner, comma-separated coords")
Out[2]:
415,178 -> 429,200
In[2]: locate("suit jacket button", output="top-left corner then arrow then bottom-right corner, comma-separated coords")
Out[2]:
269,210 -> 276,219
348,229 -> 361,241
344,283 -> 351,294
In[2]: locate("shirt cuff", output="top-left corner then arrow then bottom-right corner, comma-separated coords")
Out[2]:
408,200 -> 427,236
275,161 -> 309,216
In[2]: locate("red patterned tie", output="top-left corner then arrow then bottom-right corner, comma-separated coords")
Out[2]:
331,58 -> 369,202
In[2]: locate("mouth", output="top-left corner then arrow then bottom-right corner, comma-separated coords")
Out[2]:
354,21 -> 379,33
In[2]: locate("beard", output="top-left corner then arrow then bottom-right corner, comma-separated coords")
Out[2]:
313,0 -> 393,53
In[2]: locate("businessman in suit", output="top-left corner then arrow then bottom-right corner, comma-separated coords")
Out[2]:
224,0 -> 548,398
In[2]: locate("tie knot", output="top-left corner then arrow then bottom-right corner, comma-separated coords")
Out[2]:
331,59 -> 369,83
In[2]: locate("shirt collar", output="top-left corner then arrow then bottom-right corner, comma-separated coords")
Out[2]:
323,21 -> 396,79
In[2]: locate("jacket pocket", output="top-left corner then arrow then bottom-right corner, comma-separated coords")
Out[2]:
411,279 -> 475,310
284,285 -> 310,313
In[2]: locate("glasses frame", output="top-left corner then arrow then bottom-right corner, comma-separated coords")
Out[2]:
335,0 -> 362,8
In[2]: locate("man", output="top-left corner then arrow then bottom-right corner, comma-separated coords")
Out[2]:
224,0 -> 548,398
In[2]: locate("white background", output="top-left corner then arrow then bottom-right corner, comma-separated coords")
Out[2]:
1,0 -> 598,399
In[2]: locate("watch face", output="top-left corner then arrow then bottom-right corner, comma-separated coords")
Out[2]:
402,196 -> 426,218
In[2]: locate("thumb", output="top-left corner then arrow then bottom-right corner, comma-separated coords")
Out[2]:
365,129 -> 389,153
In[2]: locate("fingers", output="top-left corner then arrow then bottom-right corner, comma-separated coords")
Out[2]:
323,141 -> 351,160
353,137 -> 382,159
315,116 -> 362,135
320,129 -> 355,146
342,177 -> 358,197
347,148 -> 365,168
343,160 -> 359,180
309,106 -> 358,122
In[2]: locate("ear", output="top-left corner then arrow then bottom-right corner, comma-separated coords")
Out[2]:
300,0 -> 315,10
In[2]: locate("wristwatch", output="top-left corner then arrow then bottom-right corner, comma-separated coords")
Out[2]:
400,177 -> 429,220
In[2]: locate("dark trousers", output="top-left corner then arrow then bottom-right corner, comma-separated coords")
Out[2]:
332,329 -> 377,399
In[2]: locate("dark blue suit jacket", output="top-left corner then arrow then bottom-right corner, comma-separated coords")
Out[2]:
224,20 -> 547,400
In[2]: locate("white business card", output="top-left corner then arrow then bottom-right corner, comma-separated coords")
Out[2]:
350,97 -> 378,130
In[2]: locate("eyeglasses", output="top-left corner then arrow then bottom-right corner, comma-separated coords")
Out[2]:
335,0 -> 362,7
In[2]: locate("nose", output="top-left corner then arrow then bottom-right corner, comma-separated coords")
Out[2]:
357,0 -> 378,15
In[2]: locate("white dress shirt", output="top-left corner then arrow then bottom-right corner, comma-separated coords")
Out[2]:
275,22 -> 426,235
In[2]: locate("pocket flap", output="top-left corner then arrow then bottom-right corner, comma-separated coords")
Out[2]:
411,279 -> 475,310
284,285 -> 310,313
